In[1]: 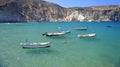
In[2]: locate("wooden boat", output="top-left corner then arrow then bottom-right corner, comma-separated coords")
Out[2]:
20,42 -> 51,48
78,33 -> 96,38
75,27 -> 87,30
42,32 -> 66,37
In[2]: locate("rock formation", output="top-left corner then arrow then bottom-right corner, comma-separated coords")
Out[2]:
0,0 -> 120,22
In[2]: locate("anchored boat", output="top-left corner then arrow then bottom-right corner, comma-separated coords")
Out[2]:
75,27 -> 87,30
20,41 -> 51,48
78,33 -> 96,38
57,27 -> 71,34
42,32 -> 66,37
106,25 -> 112,28
62,30 -> 71,34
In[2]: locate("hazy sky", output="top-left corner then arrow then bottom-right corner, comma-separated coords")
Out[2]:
45,0 -> 120,8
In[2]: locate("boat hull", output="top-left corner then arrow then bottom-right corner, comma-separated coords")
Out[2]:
42,32 -> 66,37
75,27 -> 87,30
22,45 -> 50,48
21,42 -> 51,48
78,33 -> 96,38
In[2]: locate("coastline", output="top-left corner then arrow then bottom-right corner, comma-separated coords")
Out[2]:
0,1 -> 120,23
0,21 -> 120,23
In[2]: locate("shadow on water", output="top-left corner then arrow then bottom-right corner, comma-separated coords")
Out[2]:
45,36 -> 68,39
0,58 -> 8,67
26,48 -> 58,55
79,37 -> 100,42
0,64 -> 3,67
115,58 -> 120,67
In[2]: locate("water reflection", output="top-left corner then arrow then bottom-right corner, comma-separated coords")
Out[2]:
79,37 -> 100,42
0,58 -> 8,67
26,48 -> 58,55
44,36 -> 68,39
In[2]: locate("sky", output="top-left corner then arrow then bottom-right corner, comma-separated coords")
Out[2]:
45,0 -> 120,8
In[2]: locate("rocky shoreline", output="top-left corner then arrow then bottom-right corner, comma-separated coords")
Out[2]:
0,0 -> 120,22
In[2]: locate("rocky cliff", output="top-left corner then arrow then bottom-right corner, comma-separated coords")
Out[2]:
0,0 -> 120,22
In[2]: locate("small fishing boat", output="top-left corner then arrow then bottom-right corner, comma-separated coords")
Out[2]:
75,27 -> 87,30
62,30 -> 71,34
20,41 -> 51,48
78,33 -> 96,38
106,25 -> 112,28
57,27 -> 71,34
42,32 -> 66,37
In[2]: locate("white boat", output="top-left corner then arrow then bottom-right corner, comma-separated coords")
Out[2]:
42,32 -> 66,37
42,27 -> 70,37
57,27 -> 71,34
75,27 -> 87,30
78,33 -> 96,38
20,42 -> 51,48
61,30 -> 71,34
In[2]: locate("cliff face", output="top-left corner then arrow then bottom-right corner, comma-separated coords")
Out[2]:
18,0 -> 67,22
0,2 -> 25,22
79,6 -> 120,22
0,0 -> 120,22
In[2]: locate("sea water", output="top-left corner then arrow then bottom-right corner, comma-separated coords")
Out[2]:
0,22 -> 120,67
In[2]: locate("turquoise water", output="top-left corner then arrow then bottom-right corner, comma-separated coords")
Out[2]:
0,22 -> 120,67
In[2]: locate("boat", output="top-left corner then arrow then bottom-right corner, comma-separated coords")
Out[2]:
75,27 -> 87,30
78,33 -> 96,38
42,32 -> 66,37
57,27 -> 71,34
20,41 -> 51,48
62,30 -> 71,34
106,25 -> 112,28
